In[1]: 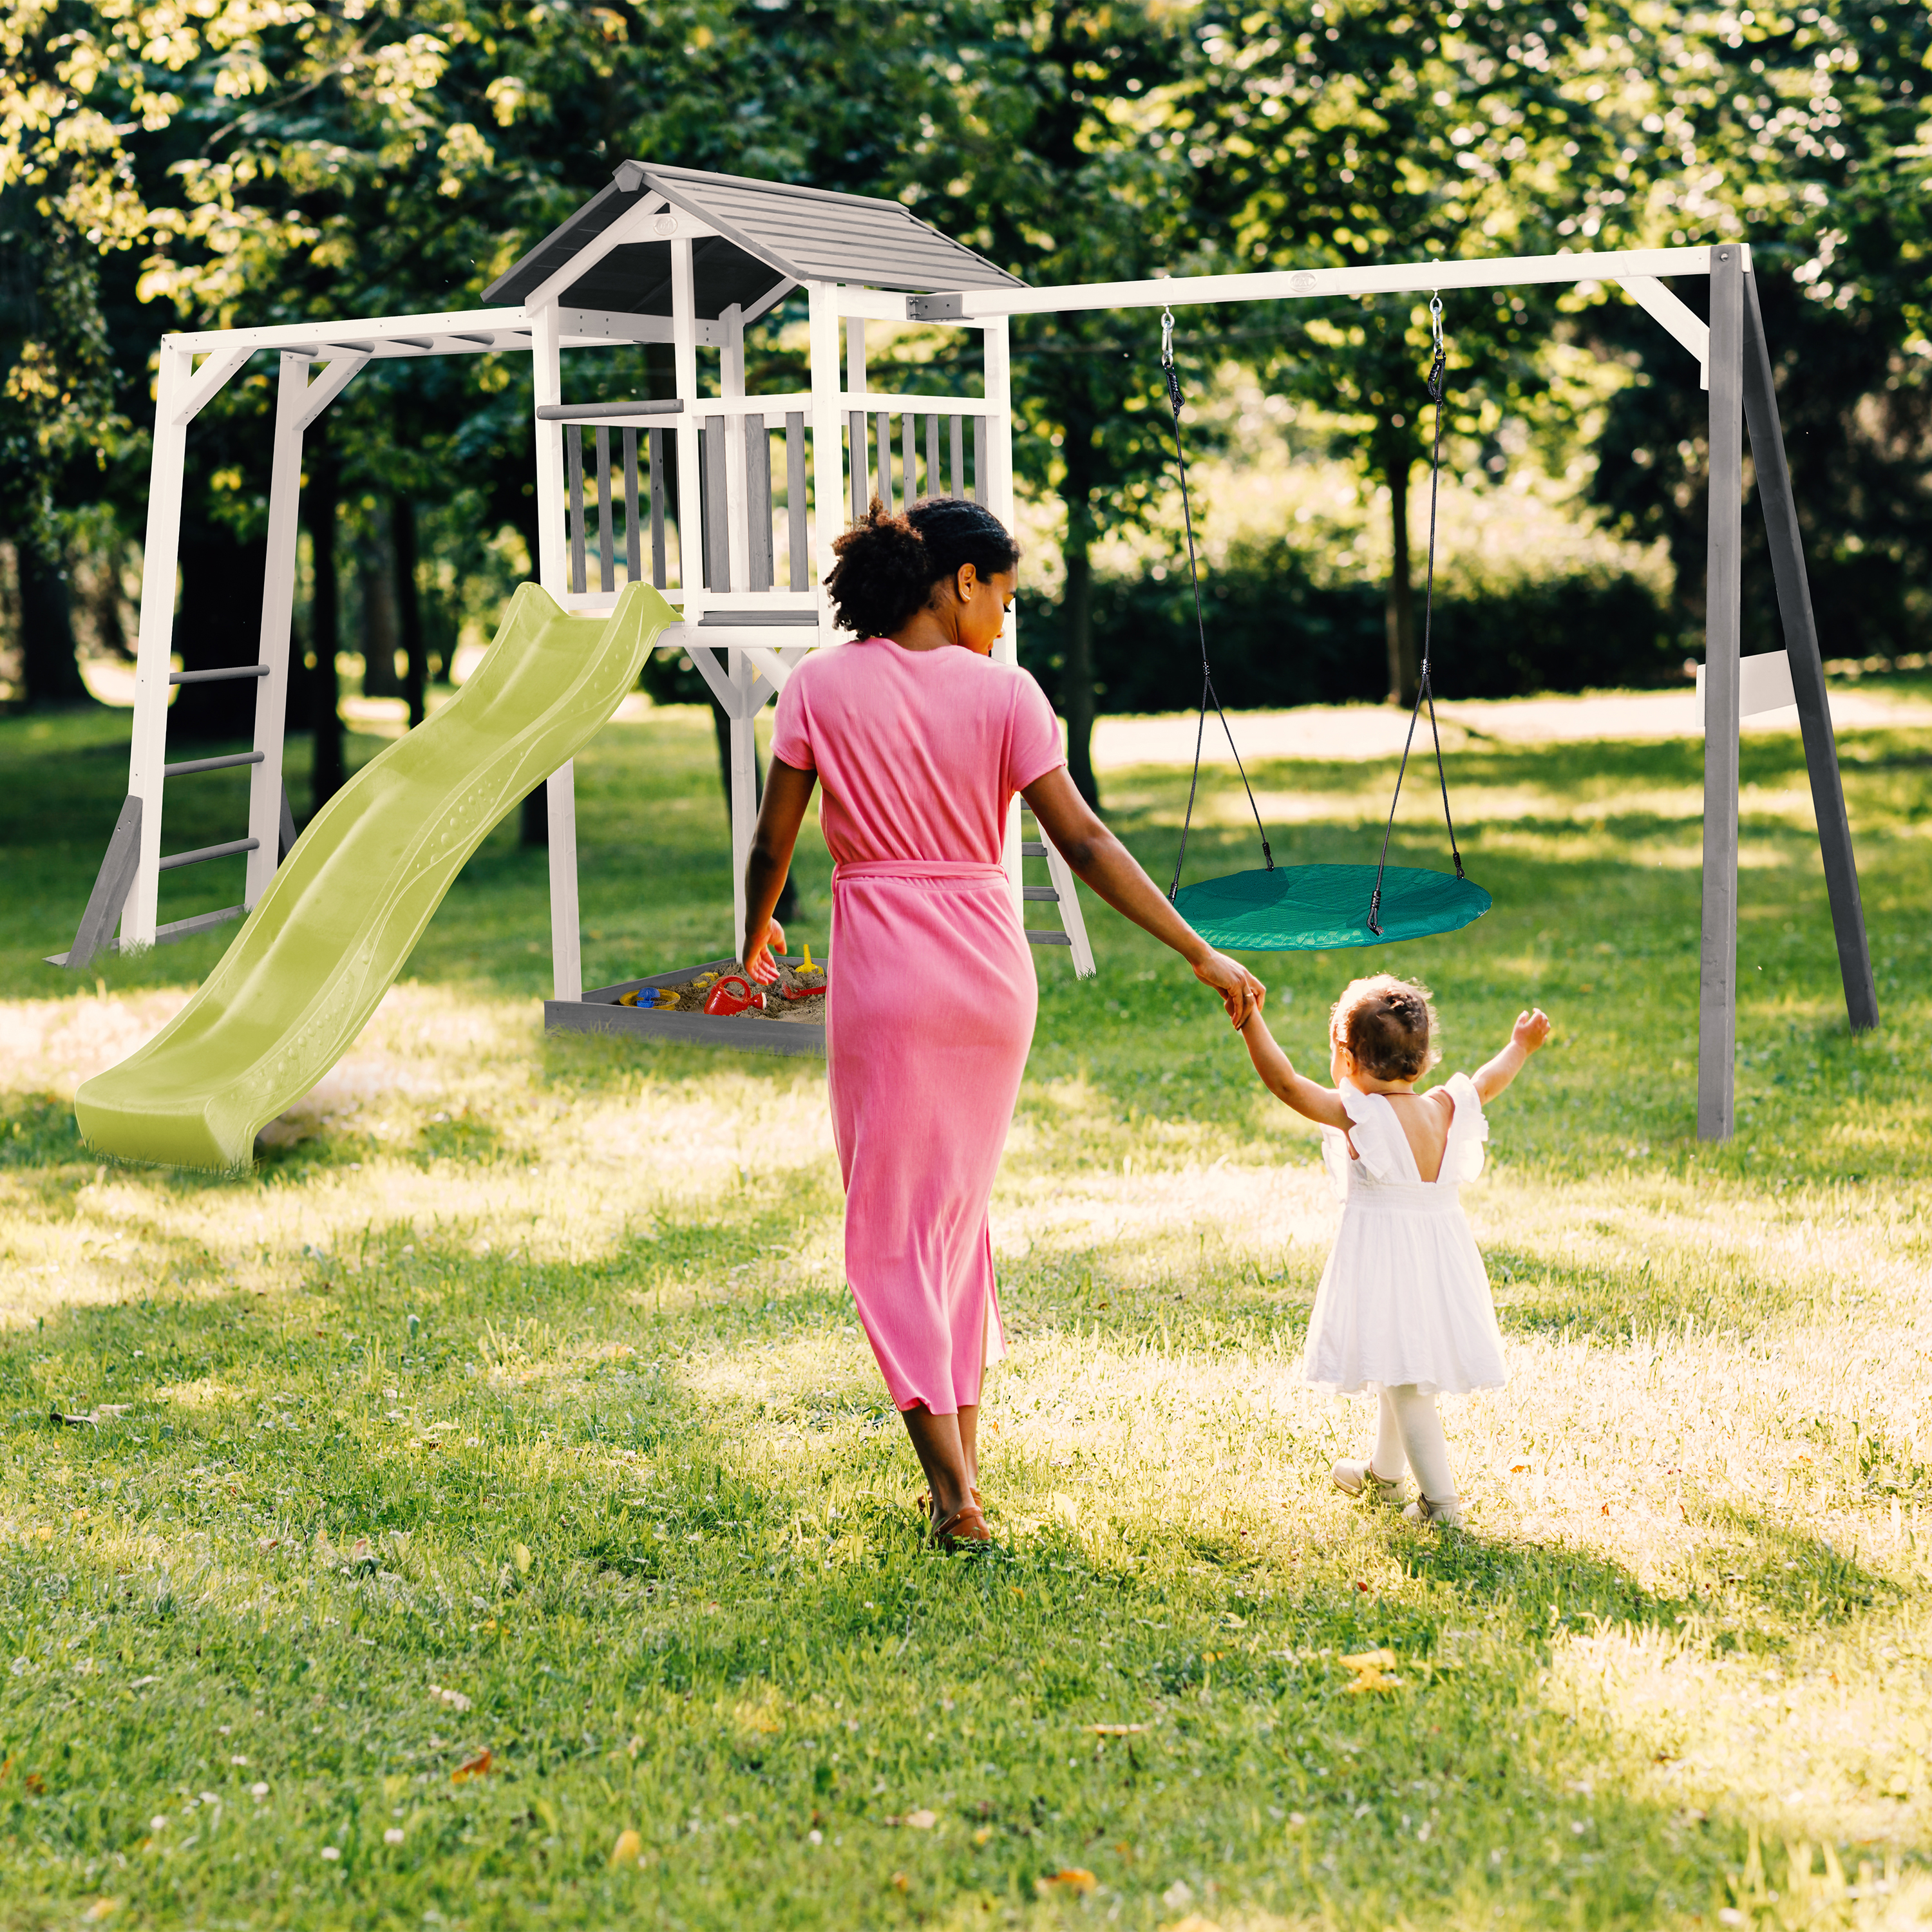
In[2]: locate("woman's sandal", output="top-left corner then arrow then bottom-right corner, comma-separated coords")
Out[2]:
930,1499 -> 992,1548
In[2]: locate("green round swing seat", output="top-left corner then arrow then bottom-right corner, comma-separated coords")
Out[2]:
1173,862 -> 1492,953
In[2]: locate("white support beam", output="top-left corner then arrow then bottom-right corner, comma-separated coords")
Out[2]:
124,341 -> 194,947
170,345 -> 256,426
807,281 -> 844,641
292,352 -> 369,433
164,307 -> 531,357
721,303 -> 751,596
245,353 -> 310,905
672,238 -> 706,614
1616,274 -> 1713,387
981,313 -> 1025,926
518,192 -> 716,314
913,243 -> 1738,323
728,654 -> 761,958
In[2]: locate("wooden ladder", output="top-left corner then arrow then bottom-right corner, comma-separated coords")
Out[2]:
1019,809 -> 1095,977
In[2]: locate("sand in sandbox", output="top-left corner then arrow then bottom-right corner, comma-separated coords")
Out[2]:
662,958 -> 827,1023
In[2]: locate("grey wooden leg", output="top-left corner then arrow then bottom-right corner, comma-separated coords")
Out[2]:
58,795 -> 143,971
1740,274 -> 1879,1032
1699,245 -> 1747,1142
278,782 -> 298,864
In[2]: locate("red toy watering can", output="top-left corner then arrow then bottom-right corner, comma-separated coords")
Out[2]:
702,974 -> 764,1017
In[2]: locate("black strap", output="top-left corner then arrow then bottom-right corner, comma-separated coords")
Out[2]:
1160,307 -> 1273,901
1368,297 -> 1464,936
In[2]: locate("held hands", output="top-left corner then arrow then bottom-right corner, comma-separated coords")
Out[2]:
1513,1007 -> 1552,1054
1193,949 -> 1266,1028
744,916 -> 787,985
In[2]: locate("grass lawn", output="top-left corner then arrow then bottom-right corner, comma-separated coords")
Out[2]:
2,692 -> 1931,1929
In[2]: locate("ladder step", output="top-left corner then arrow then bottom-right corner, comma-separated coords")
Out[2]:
1021,886 -> 1060,901
164,751 -> 265,778
169,665 -> 269,685
1020,841 -> 1048,857
158,837 -> 259,871
1026,929 -> 1073,946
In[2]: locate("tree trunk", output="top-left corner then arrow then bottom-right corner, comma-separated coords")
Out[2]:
308,436 -> 345,811
359,503 -> 402,697
1382,435 -> 1418,707
1060,504 -> 1100,809
394,494 -> 426,728
17,538 -> 90,706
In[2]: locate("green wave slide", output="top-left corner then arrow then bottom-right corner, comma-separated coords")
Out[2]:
77,581 -> 676,1171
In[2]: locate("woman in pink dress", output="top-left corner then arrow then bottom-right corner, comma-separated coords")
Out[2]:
743,498 -> 1262,1546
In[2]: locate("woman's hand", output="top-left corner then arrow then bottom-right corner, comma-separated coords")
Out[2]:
744,915 -> 786,985
1192,948 -> 1265,1028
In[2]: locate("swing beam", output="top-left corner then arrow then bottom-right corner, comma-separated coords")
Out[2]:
909,241 -> 1878,1144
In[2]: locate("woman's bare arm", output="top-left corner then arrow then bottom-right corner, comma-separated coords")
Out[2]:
1237,1010 -> 1352,1128
1472,1008 -> 1552,1103
1021,766 -> 1264,1027
742,757 -> 817,981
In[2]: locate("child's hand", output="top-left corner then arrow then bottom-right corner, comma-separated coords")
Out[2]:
1513,1008 -> 1551,1054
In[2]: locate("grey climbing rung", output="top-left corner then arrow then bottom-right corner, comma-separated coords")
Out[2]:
170,665 -> 269,685
158,837 -> 259,871
1021,886 -> 1059,901
1027,929 -> 1073,946
164,751 -> 265,777
1021,841 -> 1048,857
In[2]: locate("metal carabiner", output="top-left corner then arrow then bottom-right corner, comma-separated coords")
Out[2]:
1160,305 -> 1175,369
1430,292 -> 1444,352
1426,292 -> 1446,403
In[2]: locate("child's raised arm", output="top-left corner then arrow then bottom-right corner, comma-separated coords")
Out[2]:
1472,1008 -> 1552,1104
1238,1010 -> 1352,1130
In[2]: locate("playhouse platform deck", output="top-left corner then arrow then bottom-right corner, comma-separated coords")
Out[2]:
544,955 -> 826,1057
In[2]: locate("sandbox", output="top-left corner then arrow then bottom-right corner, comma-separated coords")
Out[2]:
544,954 -> 827,1058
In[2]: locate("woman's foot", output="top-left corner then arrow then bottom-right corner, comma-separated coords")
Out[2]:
1332,1459 -> 1410,1506
931,1499 -> 992,1548
1401,1495 -> 1464,1528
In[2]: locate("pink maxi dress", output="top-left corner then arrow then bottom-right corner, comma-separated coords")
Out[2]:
770,636 -> 1065,1415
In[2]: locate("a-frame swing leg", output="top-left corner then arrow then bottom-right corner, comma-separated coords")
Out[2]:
1698,245 -> 1745,1142
1739,273 -> 1879,1035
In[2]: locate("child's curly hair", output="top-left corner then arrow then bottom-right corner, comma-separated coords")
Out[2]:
823,496 -> 1019,639
1330,974 -> 1441,1082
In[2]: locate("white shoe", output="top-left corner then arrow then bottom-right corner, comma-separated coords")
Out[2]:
1402,1495 -> 1464,1528
1332,1459 -> 1410,1506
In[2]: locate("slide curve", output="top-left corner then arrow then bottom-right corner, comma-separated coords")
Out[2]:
77,581 -> 676,1171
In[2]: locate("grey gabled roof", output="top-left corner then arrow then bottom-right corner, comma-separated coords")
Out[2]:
482,162 -> 1023,316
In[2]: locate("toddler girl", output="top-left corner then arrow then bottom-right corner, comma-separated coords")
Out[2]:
1237,975 -> 1549,1526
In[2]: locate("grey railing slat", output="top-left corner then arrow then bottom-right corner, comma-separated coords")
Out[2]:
926,414 -> 940,497
746,414 -> 773,592
848,410 -> 866,521
163,750 -> 265,778
565,423 -> 587,596
972,417 -> 986,505
623,428 -> 642,582
703,415 -> 730,592
902,412 -> 916,505
785,413 -> 808,591
649,428 -> 667,588
158,837 -> 258,871
169,664 -> 268,685
595,425 -> 615,593
950,415 -> 965,498
875,410 -> 893,515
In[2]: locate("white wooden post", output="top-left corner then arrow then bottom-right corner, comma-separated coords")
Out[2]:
531,299 -> 582,1001
245,352 -> 309,905
730,657 -> 759,956
807,282 -> 844,638
981,314 -> 1025,919
721,302 -> 750,596
123,340 -> 194,947
671,238 -> 704,606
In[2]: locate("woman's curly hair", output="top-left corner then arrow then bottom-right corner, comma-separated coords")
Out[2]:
1330,974 -> 1441,1083
824,495 -> 1019,639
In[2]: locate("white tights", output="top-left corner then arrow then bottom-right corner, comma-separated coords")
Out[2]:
1369,1384 -> 1457,1505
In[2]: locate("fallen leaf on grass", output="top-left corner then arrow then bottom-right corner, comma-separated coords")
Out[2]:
451,1750 -> 492,1783
81,1900 -> 121,1922
512,1544 -> 532,1575
609,1828 -> 642,1868
1037,1868 -> 1097,1895
1090,1724 -> 1146,1737
24,1774 -> 44,1794
890,1871 -> 909,1891
1339,1649 -> 1401,1694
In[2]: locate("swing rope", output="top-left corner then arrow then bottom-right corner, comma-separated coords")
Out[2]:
1160,305 -> 1274,903
1367,294 -> 1464,937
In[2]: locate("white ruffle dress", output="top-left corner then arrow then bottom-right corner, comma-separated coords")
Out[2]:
1302,1074 -> 1506,1397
